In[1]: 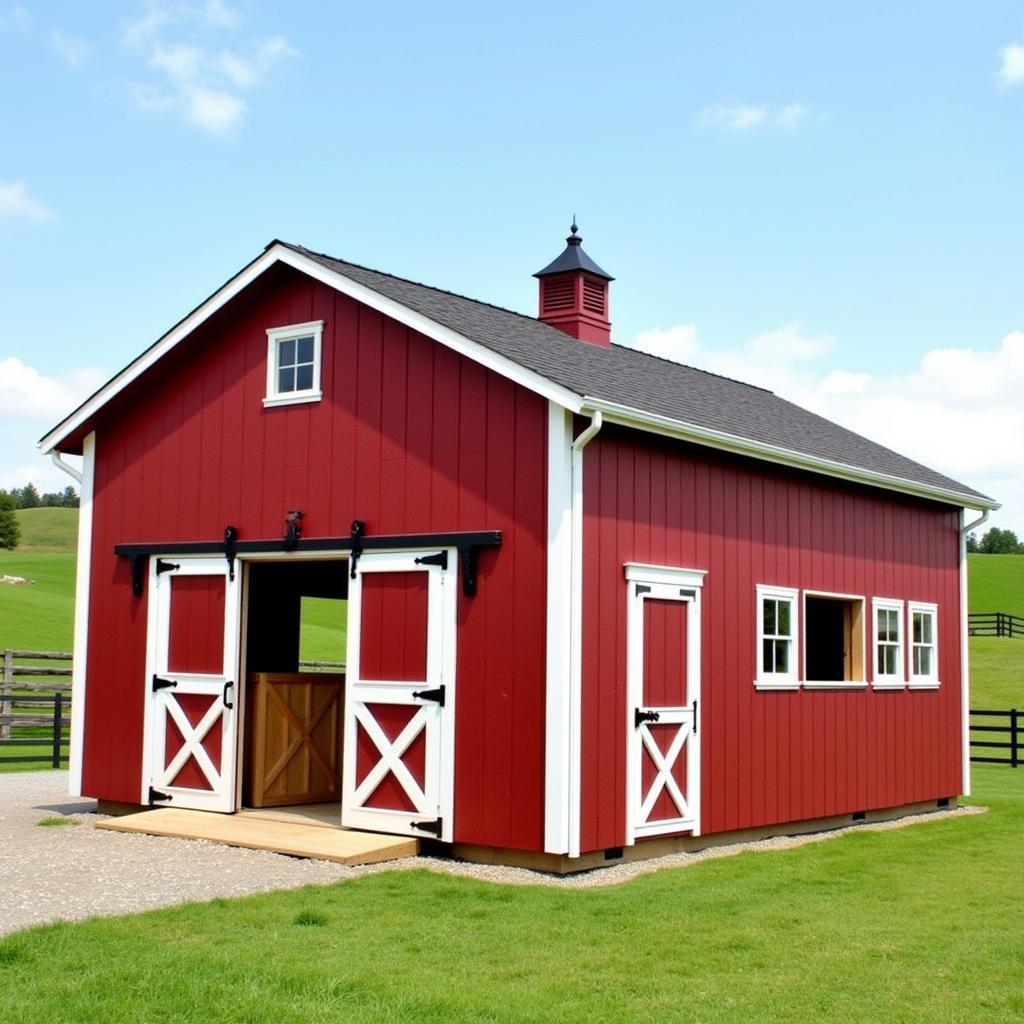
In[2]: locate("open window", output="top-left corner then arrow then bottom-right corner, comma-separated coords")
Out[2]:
756,585 -> 799,688
908,602 -> 939,688
263,320 -> 324,407
872,598 -> 905,689
803,592 -> 865,687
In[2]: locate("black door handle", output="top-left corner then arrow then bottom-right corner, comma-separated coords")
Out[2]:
222,680 -> 234,709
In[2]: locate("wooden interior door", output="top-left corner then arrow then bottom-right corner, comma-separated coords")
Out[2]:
626,570 -> 702,842
341,550 -> 456,841
146,557 -> 241,812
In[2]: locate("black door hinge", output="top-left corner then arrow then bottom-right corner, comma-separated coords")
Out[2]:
410,817 -> 442,837
692,699 -> 699,735
635,584 -> 652,596
412,685 -> 445,706
155,559 -> 180,575
415,551 -> 448,570
152,675 -> 177,692
149,787 -> 173,803
635,708 -> 661,728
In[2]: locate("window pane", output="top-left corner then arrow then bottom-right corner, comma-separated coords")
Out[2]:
885,646 -> 897,675
877,646 -> 886,675
775,639 -> 789,674
278,338 -> 296,367
918,647 -> 931,676
295,364 -> 314,391
763,638 -> 774,673
777,600 -> 790,637
278,366 -> 295,393
763,599 -> 776,637
296,336 -> 314,364
921,614 -> 933,645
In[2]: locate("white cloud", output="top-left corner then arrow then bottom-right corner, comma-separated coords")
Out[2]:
624,326 -> 1024,534
0,180 -> 56,222
0,4 -> 30,30
997,41 -> 1024,86
0,358 -> 105,424
50,29 -> 91,67
696,101 -> 808,133
121,0 -> 297,136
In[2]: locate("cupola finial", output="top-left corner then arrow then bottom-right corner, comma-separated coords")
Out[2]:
568,217 -> 580,245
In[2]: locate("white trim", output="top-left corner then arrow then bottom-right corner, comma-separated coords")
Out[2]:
871,597 -> 906,689
908,600 -> 939,689
544,404 -> 574,854
802,589 -> 867,687
755,584 -> 799,688
959,510 -> 972,795
39,244 -> 584,456
624,563 -> 707,588
263,319 -> 324,406
67,433 -> 95,797
624,567 -> 703,844
581,397 -> 1000,515
566,411 -> 602,858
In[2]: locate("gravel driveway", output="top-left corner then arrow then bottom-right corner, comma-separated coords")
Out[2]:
0,771 -> 370,936
0,771 -> 981,937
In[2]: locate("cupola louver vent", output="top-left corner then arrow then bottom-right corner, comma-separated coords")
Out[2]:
582,276 -> 606,315
542,277 -> 575,312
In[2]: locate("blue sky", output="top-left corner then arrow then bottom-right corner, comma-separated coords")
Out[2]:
2,1 -> 1022,531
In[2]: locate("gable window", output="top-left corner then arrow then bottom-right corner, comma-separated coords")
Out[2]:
908,602 -> 939,688
872,598 -> 905,688
803,592 -> 866,687
264,320 -> 324,407
756,585 -> 799,688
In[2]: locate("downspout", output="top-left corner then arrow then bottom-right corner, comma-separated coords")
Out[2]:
959,509 -> 988,798
568,410 -> 602,858
51,450 -> 83,485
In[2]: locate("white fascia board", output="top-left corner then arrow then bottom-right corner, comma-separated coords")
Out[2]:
39,244 -> 583,454
581,397 -> 1001,514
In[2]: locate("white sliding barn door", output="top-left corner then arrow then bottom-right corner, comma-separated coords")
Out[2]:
625,565 -> 704,843
342,550 -> 457,842
145,557 -> 241,812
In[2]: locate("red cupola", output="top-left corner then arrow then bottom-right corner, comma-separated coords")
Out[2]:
534,221 -> 614,347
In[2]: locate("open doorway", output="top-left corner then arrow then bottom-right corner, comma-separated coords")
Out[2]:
240,559 -> 348,824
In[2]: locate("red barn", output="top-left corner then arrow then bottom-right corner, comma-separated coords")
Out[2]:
41,229 -> 997,869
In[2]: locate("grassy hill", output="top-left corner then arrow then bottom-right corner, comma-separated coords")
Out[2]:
12,507 -> 79,552
968,553 -> 1024,617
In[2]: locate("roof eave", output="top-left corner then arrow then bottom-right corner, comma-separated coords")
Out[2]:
581,396 -> 1001,513
38,242 -> 586,454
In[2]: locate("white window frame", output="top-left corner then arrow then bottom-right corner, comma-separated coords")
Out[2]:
801,589 -> 867,689
871,597 -> 905,690
908,601 -> 940,689
263,320 -> 324,407
755,585 -> 799,690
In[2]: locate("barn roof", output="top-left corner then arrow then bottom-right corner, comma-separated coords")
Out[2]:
39,240 -> 997,511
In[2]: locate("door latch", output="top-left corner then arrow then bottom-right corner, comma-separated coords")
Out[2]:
634,708 -> 661,728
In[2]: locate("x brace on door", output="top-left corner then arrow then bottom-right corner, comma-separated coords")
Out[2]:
351,704 -> 429,814
638,720 -> 691,823
157,697 -> 224,793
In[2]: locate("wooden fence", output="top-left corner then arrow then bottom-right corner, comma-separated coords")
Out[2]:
969,709 -> 1021,768
968,612 -> 1024,639
0,648 -> 73,766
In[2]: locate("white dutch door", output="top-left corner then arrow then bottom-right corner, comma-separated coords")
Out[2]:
342,549 -> 457,842
145,556 -> 241,812
625,565 -> 704,842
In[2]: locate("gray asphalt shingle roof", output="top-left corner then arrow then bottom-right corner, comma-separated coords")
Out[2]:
286,243 -> 991,505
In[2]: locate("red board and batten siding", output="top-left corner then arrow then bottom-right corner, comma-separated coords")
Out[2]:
82,265 -> 549,852
580,425 -> 962,853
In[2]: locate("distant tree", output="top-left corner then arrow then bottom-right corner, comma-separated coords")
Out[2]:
18,483 -> 40,509
979,527 -> 1023,554
965,532 -> 979,553
41,491 -> 62,507
0,488 -> 20,509
60,486 -> 79,508
0,493 -> 19,550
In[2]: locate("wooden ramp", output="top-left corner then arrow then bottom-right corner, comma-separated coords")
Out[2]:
96,809 -> 418,866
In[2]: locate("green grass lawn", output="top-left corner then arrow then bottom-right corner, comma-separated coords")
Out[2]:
0,764 -> 1020,1022
968,553 -> 1024,617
